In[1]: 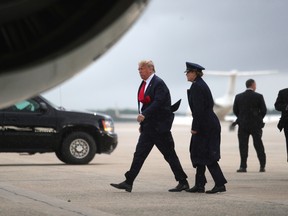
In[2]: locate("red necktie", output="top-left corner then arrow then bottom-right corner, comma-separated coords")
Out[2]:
138,81 -> 146,103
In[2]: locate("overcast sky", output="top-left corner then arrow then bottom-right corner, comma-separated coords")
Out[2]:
43,0 -> 288,113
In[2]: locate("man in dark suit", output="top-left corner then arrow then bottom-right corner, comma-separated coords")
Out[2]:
111,60 -> 188,192
274,88 -> 288,162
233,79 -> 267,172
184,62 -> 227,194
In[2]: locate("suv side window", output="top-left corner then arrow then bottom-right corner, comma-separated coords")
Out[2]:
6,99 -> 41,112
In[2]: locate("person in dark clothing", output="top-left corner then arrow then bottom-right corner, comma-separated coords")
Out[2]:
233,79 -> 267,172
110,60 -> 188,192
184,62 -> 227,194
274,88 -> 288,162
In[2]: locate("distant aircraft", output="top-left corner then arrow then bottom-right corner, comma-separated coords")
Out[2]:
208,70 -> 278,120
174,70 -> 278,125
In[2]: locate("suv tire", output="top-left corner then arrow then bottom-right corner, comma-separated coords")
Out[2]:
55,150 -> 66,164
61,132 -> 96,164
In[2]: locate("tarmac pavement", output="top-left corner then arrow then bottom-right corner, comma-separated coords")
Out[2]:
0,121 -> 288,216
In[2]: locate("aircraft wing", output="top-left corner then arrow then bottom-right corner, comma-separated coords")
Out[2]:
0,0 -> 149,109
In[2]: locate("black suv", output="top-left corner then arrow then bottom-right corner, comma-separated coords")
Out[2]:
0,95 -> 118,164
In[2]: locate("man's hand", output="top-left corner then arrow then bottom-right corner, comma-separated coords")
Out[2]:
137,114 -> 145,123
191,130 -> 197,135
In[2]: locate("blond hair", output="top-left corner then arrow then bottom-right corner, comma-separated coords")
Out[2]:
138,60 -> 155,72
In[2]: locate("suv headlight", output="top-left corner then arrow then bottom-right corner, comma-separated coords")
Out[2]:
101,119 -> 114,133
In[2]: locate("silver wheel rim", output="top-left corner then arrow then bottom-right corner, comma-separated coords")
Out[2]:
70,139 -> 90,159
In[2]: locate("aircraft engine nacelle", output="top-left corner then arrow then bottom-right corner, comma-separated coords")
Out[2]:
0,0 -> 148,108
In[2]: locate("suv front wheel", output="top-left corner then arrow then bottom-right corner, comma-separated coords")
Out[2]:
61,132 -> 97,164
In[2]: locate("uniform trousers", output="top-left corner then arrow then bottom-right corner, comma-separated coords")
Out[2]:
238,126 -> 266,168
124,131 -> 187,185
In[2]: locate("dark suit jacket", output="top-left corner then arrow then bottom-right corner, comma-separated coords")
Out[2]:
274,88 -> 288,130
138,75 -> 174,134
233,89 -> 267,129
187,76 -> 221,166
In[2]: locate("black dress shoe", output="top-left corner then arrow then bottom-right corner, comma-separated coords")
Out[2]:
206,185 -> 226,194
259,167 -> 265,172
110,181 -> 132,192
185,185 -> 205,193
168,182 -> 189,192
236,167 -> 247,173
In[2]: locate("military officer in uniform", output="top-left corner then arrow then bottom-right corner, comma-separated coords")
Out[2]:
184,62 -> 227,194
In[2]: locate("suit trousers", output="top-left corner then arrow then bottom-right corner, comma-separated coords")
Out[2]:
284,125 -> 288,157
125,131 -> 187,185
195,162 -> 227,187
238,126 -> 266,168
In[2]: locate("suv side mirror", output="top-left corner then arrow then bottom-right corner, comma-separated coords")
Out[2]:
39,102 -> 48,112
